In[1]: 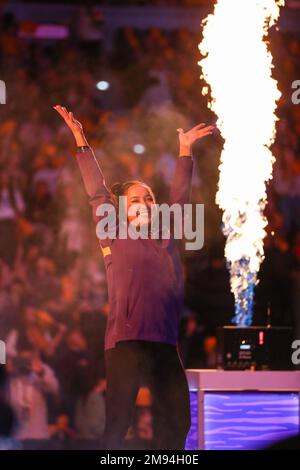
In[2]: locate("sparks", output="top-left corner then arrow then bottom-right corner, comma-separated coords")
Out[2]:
199,0 -> 284,325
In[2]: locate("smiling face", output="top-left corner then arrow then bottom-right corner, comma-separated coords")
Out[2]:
125,183 -> 155,226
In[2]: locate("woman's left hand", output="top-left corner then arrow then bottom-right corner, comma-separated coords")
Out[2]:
177,123 -> 215,156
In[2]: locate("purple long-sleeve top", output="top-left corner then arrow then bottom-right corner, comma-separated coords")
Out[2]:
75,148 -> 193,350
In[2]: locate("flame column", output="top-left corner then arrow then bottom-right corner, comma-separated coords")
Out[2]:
199,0 -> 284,325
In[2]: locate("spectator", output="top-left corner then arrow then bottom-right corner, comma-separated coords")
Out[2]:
7,348 -> 59,439
75,377 -> 106,440
0,170 -> 25,266
54,329 -> 102,426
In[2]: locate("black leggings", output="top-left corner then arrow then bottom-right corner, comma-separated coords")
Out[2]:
104,340 -> 191,450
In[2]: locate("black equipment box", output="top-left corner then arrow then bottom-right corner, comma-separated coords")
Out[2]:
217,326 -> 294,370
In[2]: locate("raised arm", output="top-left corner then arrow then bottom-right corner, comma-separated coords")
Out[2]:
169,123 -> 214,206
53,105 -> 114,224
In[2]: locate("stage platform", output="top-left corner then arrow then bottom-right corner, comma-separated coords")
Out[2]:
185,369 -> 300,450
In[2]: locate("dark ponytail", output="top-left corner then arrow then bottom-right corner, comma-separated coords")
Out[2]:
110,182 -> 124,198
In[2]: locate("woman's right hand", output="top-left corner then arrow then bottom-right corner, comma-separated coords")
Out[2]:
53,105 -> 88,146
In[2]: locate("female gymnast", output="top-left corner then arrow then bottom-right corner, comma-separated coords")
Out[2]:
54,105 -> 213,450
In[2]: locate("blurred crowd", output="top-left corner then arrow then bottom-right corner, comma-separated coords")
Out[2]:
0,8 -> 299,445
16,0 -> 215,6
